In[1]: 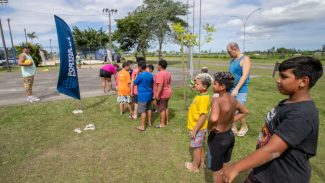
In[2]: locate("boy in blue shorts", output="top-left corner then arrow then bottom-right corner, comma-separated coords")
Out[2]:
222,56 -> 323,183
134,61 -> 154,131
185,74 -> 212,173
208,72 -> 248,183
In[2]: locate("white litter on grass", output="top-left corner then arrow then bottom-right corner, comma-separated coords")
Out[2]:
72,109 -> 83,114
74,128 -> 82,133
84,123 -> 95,131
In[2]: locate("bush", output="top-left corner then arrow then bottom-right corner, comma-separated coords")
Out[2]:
15,42 -> 45,67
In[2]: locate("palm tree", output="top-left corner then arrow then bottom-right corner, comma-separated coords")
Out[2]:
27,32 -> 37,44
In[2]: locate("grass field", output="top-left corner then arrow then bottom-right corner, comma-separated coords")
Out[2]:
0,60 -> 324,182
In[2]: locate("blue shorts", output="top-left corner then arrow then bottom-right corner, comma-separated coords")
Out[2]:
236,93 -> 247,105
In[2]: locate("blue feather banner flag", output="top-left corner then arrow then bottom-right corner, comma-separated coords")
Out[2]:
54,15 -> 80,100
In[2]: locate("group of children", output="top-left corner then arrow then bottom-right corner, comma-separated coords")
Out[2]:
115,58 -> 172,131
185,56 -> 323,183
108,56 -> 322,182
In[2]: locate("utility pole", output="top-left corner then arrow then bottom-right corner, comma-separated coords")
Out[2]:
24,28 -> 27,43
198,0 -> 202,69
7,18 -> 16,64
103,8 -> 117,63
49,38 -> 53,59
0,18 -> 10,71
49,38 -> 52,54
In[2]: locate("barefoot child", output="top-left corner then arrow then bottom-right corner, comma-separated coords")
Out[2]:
208,72 -> 248,183
185,74 -> 212,173
134,61 -> 154,131
222,56 -> 323,183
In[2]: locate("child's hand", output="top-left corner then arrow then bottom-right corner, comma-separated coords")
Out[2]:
189,130 -> 197,139
221,164 -> 239,183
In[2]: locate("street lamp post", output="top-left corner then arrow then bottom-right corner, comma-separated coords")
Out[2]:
231,8 -> 262,53
103,8 -> 117,63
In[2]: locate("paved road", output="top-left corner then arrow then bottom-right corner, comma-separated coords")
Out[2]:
0,60 -> 271,107
0,65 -> 189,106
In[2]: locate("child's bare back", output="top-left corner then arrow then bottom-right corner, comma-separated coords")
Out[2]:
209,93 -> 238,133
208,72 -> 248,133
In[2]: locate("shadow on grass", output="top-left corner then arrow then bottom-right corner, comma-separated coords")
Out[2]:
84,96 -> 110,110
149,107 -> 177,127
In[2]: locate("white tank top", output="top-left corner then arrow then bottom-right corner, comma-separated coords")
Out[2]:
21,53 -> 36,77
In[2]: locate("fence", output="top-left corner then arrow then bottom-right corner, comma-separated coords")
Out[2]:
0,46 -> 118,66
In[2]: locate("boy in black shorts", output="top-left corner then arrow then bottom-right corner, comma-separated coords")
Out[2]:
208,72 -> 248,183
222,56 -> 323,183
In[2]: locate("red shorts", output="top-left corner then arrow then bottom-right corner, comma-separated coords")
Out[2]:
157,98 -> 169,111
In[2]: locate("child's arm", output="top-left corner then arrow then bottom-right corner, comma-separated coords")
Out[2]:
222,134 -> 289,183
155,83 -> 163,99
189,114 -> 207,138
208,97 -> 220,130
234,101 -> 249,122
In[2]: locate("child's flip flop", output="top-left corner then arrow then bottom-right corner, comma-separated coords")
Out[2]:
184,162 -> 199,173
237,127 -> 248,137
135,126 -> 145,131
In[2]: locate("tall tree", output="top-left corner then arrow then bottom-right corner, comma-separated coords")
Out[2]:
142,0 -> 187,58
113,0 -> 187,59
72,27 -> 109,51
114,11 -> 151,58
27,32 -> 37,44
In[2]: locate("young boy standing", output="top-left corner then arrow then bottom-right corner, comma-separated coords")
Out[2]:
147,64 -> 157,113
185,74 -> 212,173
222,56 -> 323,183
208,72 -> 248,183
130,57 -> 145,119
134,61 -> 154,131
117,62 -> 132,115
154,59 -> 172,128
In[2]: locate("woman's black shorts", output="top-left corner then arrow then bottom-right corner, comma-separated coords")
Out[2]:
100,69 -> 112,78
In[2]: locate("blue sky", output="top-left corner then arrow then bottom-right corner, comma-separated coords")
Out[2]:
0,0 -> 325,53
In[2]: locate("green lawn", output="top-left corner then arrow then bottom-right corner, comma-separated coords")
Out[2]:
0,65 -> 324,182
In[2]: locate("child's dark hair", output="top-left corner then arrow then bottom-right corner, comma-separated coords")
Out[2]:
147,64 -> 154,71
278,56 -> 323,88
138,61 -> 147,70
214,72 -> 234,92
113,63 -> 120,68
136,56 -> 146,63
122,61 -> 131,68
158,59 -> 168,69
195,73 -> 212,89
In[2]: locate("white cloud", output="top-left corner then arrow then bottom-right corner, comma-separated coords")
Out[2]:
1,0 -> 324,51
